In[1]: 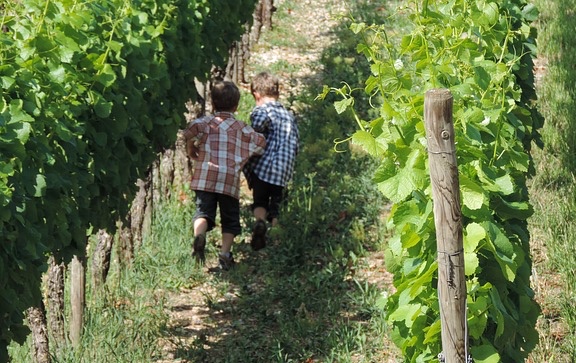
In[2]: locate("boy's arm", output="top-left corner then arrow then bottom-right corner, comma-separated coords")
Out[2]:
250,130 -> 266,156
255,132 -> 266,155
186,138 -> 200,159
182,121 -> 201,159
250,107 -> 269,132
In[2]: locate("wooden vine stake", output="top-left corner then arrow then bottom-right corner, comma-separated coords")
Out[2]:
70,253 -> 86,347
424,89 -> 467,362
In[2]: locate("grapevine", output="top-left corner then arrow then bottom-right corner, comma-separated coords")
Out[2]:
0,0 -> 256,359
319,0 -> 542,361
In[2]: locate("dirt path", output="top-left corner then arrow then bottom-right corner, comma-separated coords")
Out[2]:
248,0 -> 346,99
156,1 -> 379,362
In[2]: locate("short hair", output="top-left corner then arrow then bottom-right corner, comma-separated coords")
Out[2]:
211,81 -> 240,112
250,71 -> 279,98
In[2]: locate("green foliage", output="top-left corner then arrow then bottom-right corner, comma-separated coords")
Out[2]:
0,0 -> 256,358
319,0 -> 542,361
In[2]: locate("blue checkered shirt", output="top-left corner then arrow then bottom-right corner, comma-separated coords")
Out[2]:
244,101 -> 299,187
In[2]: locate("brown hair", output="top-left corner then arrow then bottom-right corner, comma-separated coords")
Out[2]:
250,71 -> 279,98
211,81 -> 240,112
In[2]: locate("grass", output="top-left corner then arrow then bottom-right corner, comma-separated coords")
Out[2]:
527,0 -> 576,361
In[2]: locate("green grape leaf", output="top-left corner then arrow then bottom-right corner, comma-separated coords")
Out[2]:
423,319 -> 441,344
464,252 -> 479,275
49,65 -> 66,83
351,129 -> 386,156
473,65 -> 491,91
375,148 -> 427,202
400,228 -> 421,249
471,344 -> 500,363
95,64 -> 117,88
483,3 -> 499,26
467,294 -> 489,338
388,303 -> 423,328
460,175 -> 486,210
14,121 -> 32,144
2,76 -> 16,89
493,174 -> 514,196
522,4 -> 539,22
376,165 -> 427,203
491,195 -> 533,220
334,97 -> 353,114
350,22 -> 366,34
464,222 -> 485,251
485,222 -> 513,257
484,222 -> 517,281
407,261 -> 435,297
9,101 -> 35,123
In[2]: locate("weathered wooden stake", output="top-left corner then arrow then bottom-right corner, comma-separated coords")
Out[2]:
26,302 -> 51,363
424,89 -> 467,362
70,253 -> 85,347
91,229 -> 114,289
47,255 -> 66,347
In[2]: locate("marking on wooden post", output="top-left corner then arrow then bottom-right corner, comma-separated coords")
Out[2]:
424,89 -> 468,363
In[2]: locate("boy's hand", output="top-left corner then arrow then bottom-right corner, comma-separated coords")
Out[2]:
186,139 -> 200,159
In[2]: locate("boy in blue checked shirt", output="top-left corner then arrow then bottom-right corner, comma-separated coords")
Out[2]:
184,81 -> 266,270
243,72 -> 299,250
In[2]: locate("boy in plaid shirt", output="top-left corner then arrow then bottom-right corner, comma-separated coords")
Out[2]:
243,72 -> 299,250
184,81 -> 266,270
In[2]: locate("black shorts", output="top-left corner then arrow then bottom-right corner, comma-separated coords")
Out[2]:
251,176 -> 285,222
193,190 -> 241,236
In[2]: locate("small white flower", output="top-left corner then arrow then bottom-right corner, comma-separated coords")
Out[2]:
394,59 -> 404,71
480,117 -> 490,126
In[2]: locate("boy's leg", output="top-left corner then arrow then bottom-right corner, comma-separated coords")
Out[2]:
250,176 -> 272,250
193,218 -> 208,263
218,194 -> 241,270
267,184 -> 286,226
194,218 -> 209,235
192,191 -> 217,263
221,233 -> 235,255
262,185 -> 284,243
251,219 -> 267,251
253,206 -> 267,221
270,217 -> 279,227
251,176 -> 270,221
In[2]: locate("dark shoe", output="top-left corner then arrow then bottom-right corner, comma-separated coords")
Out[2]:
251,220 -> 267,251
192,234 -> 206,264
218,252 -> 236,271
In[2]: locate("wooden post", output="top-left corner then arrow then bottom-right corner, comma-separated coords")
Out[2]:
91,229 -> 114,289
70,253 -> 85,347
47,255 -> 66,347
26,303 -> 51,363
424,89 -> 467,362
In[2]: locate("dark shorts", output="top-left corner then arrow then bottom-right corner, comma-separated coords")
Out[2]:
251,176 -> 285,222
193,190 -> 241,236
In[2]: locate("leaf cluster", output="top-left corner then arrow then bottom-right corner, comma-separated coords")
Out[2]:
319,0 -> 543,361
0,0 -> 256,358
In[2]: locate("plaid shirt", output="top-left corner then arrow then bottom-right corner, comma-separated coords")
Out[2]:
183,112 -> 266,199
244,101 -> 299,187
